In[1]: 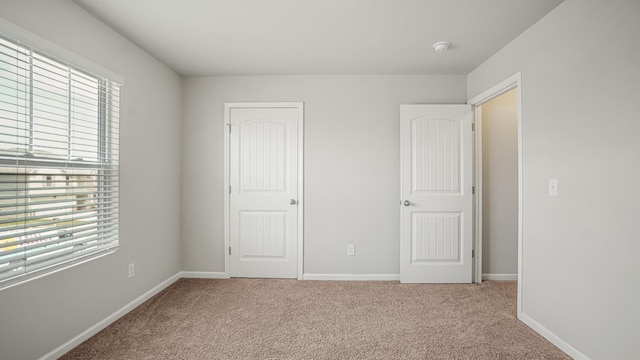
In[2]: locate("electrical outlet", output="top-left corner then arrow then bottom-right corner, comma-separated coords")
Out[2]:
347,244 -> 355,256
128,263 -> 135,278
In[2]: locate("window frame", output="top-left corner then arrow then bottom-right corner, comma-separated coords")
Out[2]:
0,22 -> 122,290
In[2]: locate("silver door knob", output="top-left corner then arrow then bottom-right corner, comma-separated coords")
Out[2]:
289,199 -> 297,205
403,200 -> 411,206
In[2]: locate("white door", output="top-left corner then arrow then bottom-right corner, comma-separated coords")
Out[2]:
226,103 -> 303,278
400,105 -> 473,283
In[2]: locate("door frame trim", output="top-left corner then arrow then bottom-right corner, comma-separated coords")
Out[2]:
468,72 -> 522,317
223,102 -> 305,280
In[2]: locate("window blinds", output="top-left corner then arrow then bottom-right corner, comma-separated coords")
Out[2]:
0,34 -> 120,288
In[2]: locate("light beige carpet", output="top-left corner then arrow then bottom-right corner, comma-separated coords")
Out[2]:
61,279 -> 570,359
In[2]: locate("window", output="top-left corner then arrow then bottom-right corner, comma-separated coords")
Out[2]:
0,34 -> 120,289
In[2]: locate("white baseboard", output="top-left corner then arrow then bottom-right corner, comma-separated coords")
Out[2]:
40,272 -> 182,360
180,271 -> 228,279
38,271 -> 589,360
302,273 -> 400,281
519,312 -> 590,360
482,273 -> 518,281
182,272 -> 397,281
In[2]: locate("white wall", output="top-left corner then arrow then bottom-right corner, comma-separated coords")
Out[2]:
468,0 -> 640,358
182,75 -> 467,275
481,89 -> 518,275
0,1 -> 183,359
6,0 -> 637,358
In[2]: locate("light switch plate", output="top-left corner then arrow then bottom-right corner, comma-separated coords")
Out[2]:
548,178 -> 558,196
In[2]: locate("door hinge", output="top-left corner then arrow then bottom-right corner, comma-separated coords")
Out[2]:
472,249 -> 475,258
229,185 -> 231,194
472,186 -> 475,195
229,247 -> 231,255
227,123 -> 231,133
472,123 -> 475,131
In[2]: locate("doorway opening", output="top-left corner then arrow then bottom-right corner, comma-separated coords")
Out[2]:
469,72 -> 522,317
477,88 -> 518,281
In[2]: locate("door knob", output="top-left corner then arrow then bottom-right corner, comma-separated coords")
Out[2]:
289,199 -> 297,205
403,200 -> 411,206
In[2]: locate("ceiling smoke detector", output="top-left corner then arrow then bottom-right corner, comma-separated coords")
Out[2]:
433,41 -> 450,53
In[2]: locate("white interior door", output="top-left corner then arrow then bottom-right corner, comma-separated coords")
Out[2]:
400,105 -> 473,283
227,103 -> 302,278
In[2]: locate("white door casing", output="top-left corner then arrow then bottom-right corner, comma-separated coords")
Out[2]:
468,71 -> 523,313
225,102 -> 303,279
400,105 -> 473,283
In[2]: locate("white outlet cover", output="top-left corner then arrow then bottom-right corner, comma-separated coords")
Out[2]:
347,244 -> 355,256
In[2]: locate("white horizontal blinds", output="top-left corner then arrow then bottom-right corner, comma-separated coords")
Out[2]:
0,34 -> 120,286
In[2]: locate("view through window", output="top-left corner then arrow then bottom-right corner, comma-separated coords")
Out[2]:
0,35 -> 120,288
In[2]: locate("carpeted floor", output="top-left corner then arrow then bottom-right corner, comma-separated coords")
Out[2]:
61,279 -> 570,359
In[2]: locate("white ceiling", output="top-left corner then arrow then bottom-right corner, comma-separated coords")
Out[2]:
74,0 -> 563,76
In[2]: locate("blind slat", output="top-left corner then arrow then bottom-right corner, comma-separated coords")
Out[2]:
0,208 -> 117,235
0,224 -> 118,260
0,198 -> 116,218
0,236 -> 118,280
0,187 -> 119,199
0,201 -> 117,225
0,219 -> 117,245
